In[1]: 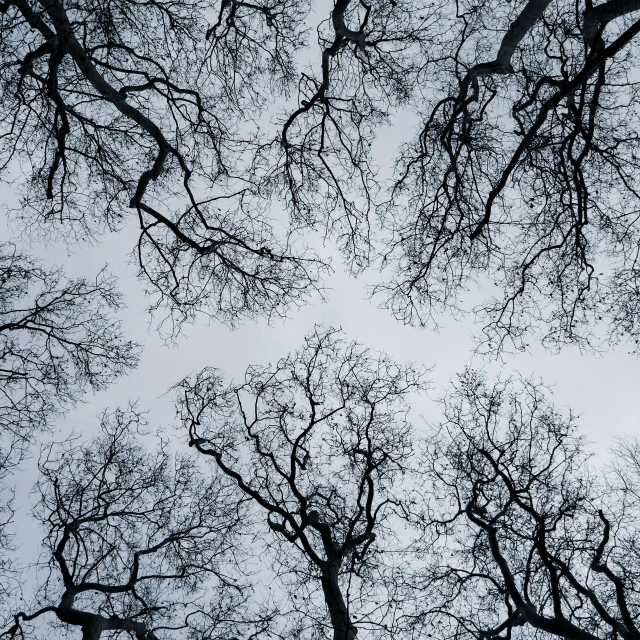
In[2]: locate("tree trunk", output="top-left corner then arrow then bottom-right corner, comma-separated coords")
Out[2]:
320,566 -> 357,640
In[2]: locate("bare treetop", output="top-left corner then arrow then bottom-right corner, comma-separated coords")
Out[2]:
0,243 -> 140,467
412,371 -> 640,640
204,0 -> 640,352
174,327 -> 429,640
2,407 -> 265,640
4,1 -> 640,347
0,0 -> 326,331
0,245 -> 139,624
379,0 -> 640,353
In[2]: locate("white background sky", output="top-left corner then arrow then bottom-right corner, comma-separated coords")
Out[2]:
3,0 -> 637,466
2,142 -> 640,622
2,4 -> 640,582
4,198 -> 638,459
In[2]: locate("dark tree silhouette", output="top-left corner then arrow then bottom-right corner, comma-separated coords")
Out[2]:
0,243 -> 140,468
380,0 -> 640,353
0,487 -> 17,630
0,0 -> 326,330
412,370 -> 640,640
5,1 -> 640,348
170,0 -> 640,352
174,327 -> 428,640
1,406 -> 268,640
259,0 -> 437,271
0,244 -> 139,619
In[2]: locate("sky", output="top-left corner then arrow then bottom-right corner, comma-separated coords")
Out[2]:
2,0 -> 640,613
4,199 -> 638,459
3,0 -> 638,465
2,126 -> 640,634
7,202 -> 640,568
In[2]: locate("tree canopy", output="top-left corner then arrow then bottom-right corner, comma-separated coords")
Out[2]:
2,1 -> 640,639
4,407 -> 266,640
175,327 -> 428,640
2,0 -> 640,348
412,371 -> 640,640
0,243 -> 140,468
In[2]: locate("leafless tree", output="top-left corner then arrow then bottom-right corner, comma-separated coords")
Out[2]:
192,0 -> 640,353
5,0 -> 640,349
0,487 -> 18,630
411,370 -> 640,640
0,0 -> 328,331
380,0 -> 640,354
0,244 -> 139,616
173,327 -> 429,640
6,1 -> 640,348
254,0 -> 438,271
0,406 -> 271,640
0,243 -> 140,468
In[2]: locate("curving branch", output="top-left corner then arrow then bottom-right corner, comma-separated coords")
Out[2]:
174,327 -> 427,640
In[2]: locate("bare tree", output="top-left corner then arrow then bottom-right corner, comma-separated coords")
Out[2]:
0,243 -> 140,467
0,487 -> 18,630
173,327 -> 428,640
0,0 -> 326,331
5,1 -> 640,347
412,370 -> 640,640
0,244 -> 139,616
380,0 -> 640,354
253,0 -> 438,271
187,0 -> 640,353
1,406 -> 269,640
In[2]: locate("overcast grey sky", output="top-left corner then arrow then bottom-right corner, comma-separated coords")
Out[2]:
2,2 -> 640,586
4,5 -> 640,640
2,131 -> 640,626
3,0 -> 637,465
4,199 -> 638,457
